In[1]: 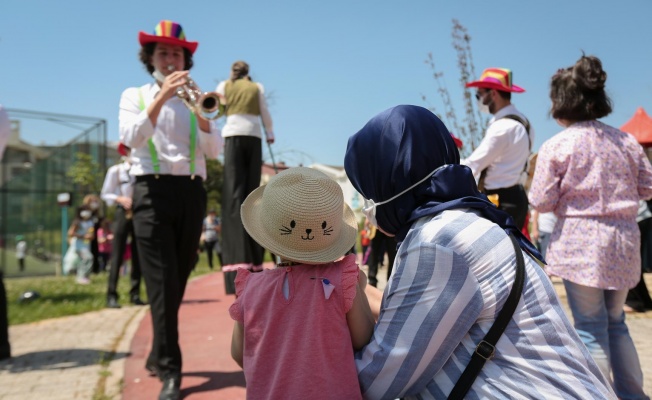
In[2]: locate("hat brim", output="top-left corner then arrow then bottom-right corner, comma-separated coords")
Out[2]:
241,185 -> 358,265
138,31 -> 198,54
465,80 -> 525,93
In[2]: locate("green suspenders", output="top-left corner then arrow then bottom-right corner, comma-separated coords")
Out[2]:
138,88 -> 197,178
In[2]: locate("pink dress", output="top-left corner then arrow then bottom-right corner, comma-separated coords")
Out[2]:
97,228 -> 112,254
229,254 -> 362,399
529,120 -> 652,289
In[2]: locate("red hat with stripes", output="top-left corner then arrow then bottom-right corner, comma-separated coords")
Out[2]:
465,68 -> 525,93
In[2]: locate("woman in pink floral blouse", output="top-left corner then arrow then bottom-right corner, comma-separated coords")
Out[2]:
529,55 -> 652,400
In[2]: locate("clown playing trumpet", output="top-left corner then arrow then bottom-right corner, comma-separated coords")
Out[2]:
118,20 -> 222,400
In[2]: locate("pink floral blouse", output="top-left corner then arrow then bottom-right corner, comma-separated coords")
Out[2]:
528,120 -> 652,290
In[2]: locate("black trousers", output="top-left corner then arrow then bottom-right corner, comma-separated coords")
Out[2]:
107,206 -> 142,302
132,175 -> 206,375
484,184 -> 529,229
367,231 -> 398,287
221,136 -> 264,293
626,218 -> 652,311
203,240 -> 222,269
0,271 -> 9,359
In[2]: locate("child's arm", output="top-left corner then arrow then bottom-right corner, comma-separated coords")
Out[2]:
67,221 -> 78,239
346,280 -> 375,351
231,321 -> 244,368
364,285 -> 383,321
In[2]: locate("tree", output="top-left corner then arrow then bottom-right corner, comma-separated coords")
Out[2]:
422,19 -> 486,157
203,158 -> 224,215
66,152 -> 102,194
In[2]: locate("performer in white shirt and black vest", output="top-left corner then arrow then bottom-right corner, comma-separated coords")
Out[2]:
100,143 -> 144,309
119,20 -> 221,400
462,68 -> 534,229
215,61 -> 275,295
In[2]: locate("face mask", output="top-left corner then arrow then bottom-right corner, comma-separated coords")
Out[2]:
80,210 -> 92,219
476,98 -> 490,114
362,165 -> 446,228
152,65 -> 175,83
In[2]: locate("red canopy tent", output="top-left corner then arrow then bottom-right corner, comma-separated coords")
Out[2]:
621,107 -> 652,147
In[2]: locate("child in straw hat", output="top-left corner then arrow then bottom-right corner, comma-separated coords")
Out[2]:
229,167 -> 375,399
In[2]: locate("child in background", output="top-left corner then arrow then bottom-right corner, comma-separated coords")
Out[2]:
359,219 -> 371,265
96,219 -> 113,272
15,236 -> 27,272
67,205 -> 95,284
229,167 -> 375,400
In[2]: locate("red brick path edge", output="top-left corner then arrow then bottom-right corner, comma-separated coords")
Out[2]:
122,268 -> 256,400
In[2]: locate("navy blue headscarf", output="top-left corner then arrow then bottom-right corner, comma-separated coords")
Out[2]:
344,105 -> 544,263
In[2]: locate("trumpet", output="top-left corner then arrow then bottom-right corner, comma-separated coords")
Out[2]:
176,77 -> 221,120
154,66 -> 222,120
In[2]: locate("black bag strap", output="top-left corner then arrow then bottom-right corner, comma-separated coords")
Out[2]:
502,114 -> 532,175
501,114 -> 531,151
447,234 -> 526,400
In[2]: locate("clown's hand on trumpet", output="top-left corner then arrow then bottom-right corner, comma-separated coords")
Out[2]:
153,65 -> 225,120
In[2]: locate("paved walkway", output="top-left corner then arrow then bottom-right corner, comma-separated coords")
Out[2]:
0,263 -> 651,399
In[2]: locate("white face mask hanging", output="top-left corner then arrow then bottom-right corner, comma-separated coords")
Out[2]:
476,98 -> 491,114
362,165 -> 446,228
475,90 -> 493,114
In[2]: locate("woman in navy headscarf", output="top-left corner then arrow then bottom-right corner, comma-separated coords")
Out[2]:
346,105 -> 614,399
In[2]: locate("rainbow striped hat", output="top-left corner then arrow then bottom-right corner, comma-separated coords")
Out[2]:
465,68 -> 525,93
138,20 -> 198,54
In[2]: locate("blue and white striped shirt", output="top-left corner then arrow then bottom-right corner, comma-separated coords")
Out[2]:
356,209 -> 615,399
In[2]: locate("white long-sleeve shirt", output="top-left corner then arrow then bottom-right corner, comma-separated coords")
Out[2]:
100,162 -> 133,206
119,82 -> 222,180
462,104 -> 533,190
215,80 -> 274,141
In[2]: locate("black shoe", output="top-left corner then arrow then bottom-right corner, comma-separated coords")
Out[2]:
106,298 -> 121,309
158,373 -> 181,400
145,361 -> 160,377
0,347 -> 10,361
131,298 -> 147,306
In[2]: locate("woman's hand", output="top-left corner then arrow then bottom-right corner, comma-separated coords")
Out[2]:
117,196 -> 133,210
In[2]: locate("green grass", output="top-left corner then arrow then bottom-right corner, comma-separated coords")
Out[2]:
2,248 -> 60,277
4,252 -> 216,326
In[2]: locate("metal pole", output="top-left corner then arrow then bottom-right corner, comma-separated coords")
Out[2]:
262,126 -> 278,174
267,141 -> 278,174
60,205 -> 68,276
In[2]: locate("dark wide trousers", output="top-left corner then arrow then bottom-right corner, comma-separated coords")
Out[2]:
132,175 -> 206,375
221,136 -> 264,294
0,271 -> 10,359
107,206 -> 142,302
627,217 -> 652,311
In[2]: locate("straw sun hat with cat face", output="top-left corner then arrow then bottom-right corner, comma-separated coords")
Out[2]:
240,167 -> 357,265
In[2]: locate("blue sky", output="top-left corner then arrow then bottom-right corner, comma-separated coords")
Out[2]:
2,0 -> 651,166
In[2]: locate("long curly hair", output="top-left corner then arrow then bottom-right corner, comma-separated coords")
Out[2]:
138,43 -> 194,74
549,54 -> 612,121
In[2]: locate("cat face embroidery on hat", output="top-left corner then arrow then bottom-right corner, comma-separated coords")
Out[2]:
280,218 -> 334,240
261,169 -> 342,253
241,167 -> 357,265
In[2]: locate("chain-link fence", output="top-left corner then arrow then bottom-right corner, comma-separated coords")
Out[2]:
1,109 -> 108,277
